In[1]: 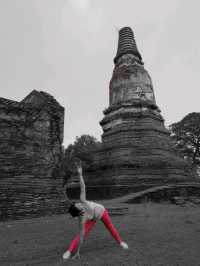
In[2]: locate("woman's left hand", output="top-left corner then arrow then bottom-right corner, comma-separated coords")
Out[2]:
72,250 -> 81,259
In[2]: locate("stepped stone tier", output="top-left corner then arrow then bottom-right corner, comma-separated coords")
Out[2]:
0,90 -> 66,221
79,27 -> 196,199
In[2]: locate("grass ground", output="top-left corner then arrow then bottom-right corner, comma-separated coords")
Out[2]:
0,202 -> 200,266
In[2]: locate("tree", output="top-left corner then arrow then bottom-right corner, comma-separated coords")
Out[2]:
63,135 -> 101,184
72,135 -> 101,162
169,113 -> 200,168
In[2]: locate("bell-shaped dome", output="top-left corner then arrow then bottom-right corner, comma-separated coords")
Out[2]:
110,57 -> 156,106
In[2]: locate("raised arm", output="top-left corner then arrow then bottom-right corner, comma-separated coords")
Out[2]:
77,163 -> 86,202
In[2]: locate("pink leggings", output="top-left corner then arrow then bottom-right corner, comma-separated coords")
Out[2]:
68,209 -> 122,253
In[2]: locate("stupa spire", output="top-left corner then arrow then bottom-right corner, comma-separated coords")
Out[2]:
114,27 -> 142,64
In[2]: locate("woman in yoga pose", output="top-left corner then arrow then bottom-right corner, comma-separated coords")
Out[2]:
63,161 -> 128,260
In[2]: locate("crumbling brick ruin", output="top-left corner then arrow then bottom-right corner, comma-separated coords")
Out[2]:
0,90 -> 65,220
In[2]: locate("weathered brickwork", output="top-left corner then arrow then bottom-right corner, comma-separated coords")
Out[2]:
0,90 -> 66,221
83,27 -> 196,197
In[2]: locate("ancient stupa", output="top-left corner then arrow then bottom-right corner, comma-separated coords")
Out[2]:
85,27 -> 194,198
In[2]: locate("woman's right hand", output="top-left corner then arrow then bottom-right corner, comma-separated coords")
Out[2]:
76,162 -> 82,175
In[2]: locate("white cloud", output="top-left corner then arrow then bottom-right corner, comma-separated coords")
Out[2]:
68,0 -> 90,14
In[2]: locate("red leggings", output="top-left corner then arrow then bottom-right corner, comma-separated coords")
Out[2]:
68,209 -> 122,253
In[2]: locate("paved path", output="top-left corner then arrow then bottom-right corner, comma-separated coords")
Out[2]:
101,182 -> 200,205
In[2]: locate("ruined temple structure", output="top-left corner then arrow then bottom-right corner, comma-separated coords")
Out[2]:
0,90 -> 66,220
83,27 -> 196,198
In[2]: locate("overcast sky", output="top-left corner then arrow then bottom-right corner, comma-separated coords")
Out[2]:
0,0 -> 199,146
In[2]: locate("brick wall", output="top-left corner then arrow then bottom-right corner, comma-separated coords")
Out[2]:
0,91 -> 66,221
